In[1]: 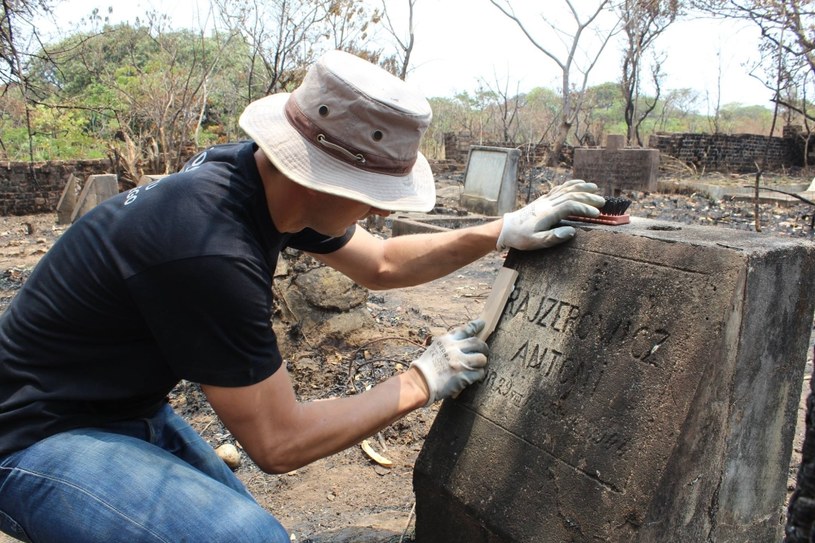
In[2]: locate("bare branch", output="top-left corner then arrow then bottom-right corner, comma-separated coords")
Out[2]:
488,0 -> 619,164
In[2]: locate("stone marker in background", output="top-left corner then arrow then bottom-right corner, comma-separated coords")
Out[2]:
460,146 -> 520,216
56,174 -> 80,225
573,134 -> 659,195
70,174 -> 119,223
414,218 -> 815,542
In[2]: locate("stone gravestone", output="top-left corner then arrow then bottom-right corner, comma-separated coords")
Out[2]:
56,174 -> 80,225
460,146 -> 520,216
573,135 -> 659,196
414,218 -> 815,542
70,174 -> 119,223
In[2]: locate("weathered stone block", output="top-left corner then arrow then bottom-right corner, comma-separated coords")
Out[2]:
56,174 -> 79,225
276,265 -> 374,346
71,174 -> 118,223
414,218 -> 815,542
460,146 -> 520,216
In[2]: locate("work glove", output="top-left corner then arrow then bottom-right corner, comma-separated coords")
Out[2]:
410,319 -> 489,406
497,179 -> 606,251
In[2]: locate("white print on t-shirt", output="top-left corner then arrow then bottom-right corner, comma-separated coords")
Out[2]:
123,176 -> 165,206
183,151 -> 208,173
124,150 -> 206,206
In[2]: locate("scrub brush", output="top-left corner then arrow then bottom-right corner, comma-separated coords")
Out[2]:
568,196 -> 631,225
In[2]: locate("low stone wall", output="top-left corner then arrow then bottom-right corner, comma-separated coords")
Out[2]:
0,159 -> 114,216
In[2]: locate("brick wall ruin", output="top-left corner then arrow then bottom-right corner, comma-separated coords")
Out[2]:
0,159 -> 114,216
647,132 -> 798,173
445,128 -> 807,174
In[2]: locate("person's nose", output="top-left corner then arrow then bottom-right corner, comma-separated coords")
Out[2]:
368,207 -> 391,218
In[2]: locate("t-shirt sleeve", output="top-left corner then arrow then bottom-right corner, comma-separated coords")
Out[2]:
287,225 -> 356,254
126,255 -> 282,387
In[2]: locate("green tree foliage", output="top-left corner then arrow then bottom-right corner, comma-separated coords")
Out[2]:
0,90 -> 105,159
0,0 -> 59,160
21,21 -> 238,176
522,86 -> 561,140
2,0 -> 382,173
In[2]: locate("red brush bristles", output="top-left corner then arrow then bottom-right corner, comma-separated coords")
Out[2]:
567,196 -> 632,225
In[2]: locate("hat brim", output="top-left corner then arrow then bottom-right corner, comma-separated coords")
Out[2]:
239,94 -> 436,212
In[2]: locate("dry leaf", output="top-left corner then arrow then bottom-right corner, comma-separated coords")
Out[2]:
361,439 -> 393,468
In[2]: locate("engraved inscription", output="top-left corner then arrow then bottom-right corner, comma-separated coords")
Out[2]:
474,280 -> 676,491
506,288 -> 581,334
493,285 -> 673,408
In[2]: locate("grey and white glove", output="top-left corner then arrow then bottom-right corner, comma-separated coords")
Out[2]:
497,179 -> 606,251
410,319 -> 489,406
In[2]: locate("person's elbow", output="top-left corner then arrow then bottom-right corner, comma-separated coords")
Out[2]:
249,441 -> 308,475
355,268 -> 405,291
256,458 -> 300,475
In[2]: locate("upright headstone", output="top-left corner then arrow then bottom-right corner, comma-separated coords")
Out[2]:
605,134 -> 625,151
414,218 -> 815,542
573,135 -> 659,195
70,174 -> 119,223
460,146 -> 520,216
56,174 -> 80,225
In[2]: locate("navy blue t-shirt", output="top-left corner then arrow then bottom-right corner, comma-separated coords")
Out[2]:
0,142 -> 353,456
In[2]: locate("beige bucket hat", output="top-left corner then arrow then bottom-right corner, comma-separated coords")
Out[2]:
239,50 -> 436,212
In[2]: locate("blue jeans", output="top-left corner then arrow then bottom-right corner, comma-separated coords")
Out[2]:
0,403 -> 289,542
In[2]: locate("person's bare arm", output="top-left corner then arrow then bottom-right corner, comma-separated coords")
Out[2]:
312,220 -> 502,290
313,180 -> 605,290
202,365 -> 430,474
202,320 -> 488,474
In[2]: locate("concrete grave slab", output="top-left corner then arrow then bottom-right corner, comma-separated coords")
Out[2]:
56,174 -> 80,225
460,146 -> 520,216
414,218 -> 815,542
71,174 -> 118,223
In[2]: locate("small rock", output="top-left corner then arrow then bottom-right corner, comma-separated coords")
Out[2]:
215,443 -> 241,470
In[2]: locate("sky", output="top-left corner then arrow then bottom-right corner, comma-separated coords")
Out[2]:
46,0 -> 773,110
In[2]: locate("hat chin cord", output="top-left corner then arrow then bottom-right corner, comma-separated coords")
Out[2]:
317,134 -> 366,164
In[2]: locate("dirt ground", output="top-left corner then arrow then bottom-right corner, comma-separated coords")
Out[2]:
1,171 -> 814,542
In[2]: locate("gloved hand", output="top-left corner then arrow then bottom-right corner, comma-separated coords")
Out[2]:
497,179 -> 606,251
410,319 -> 489,406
